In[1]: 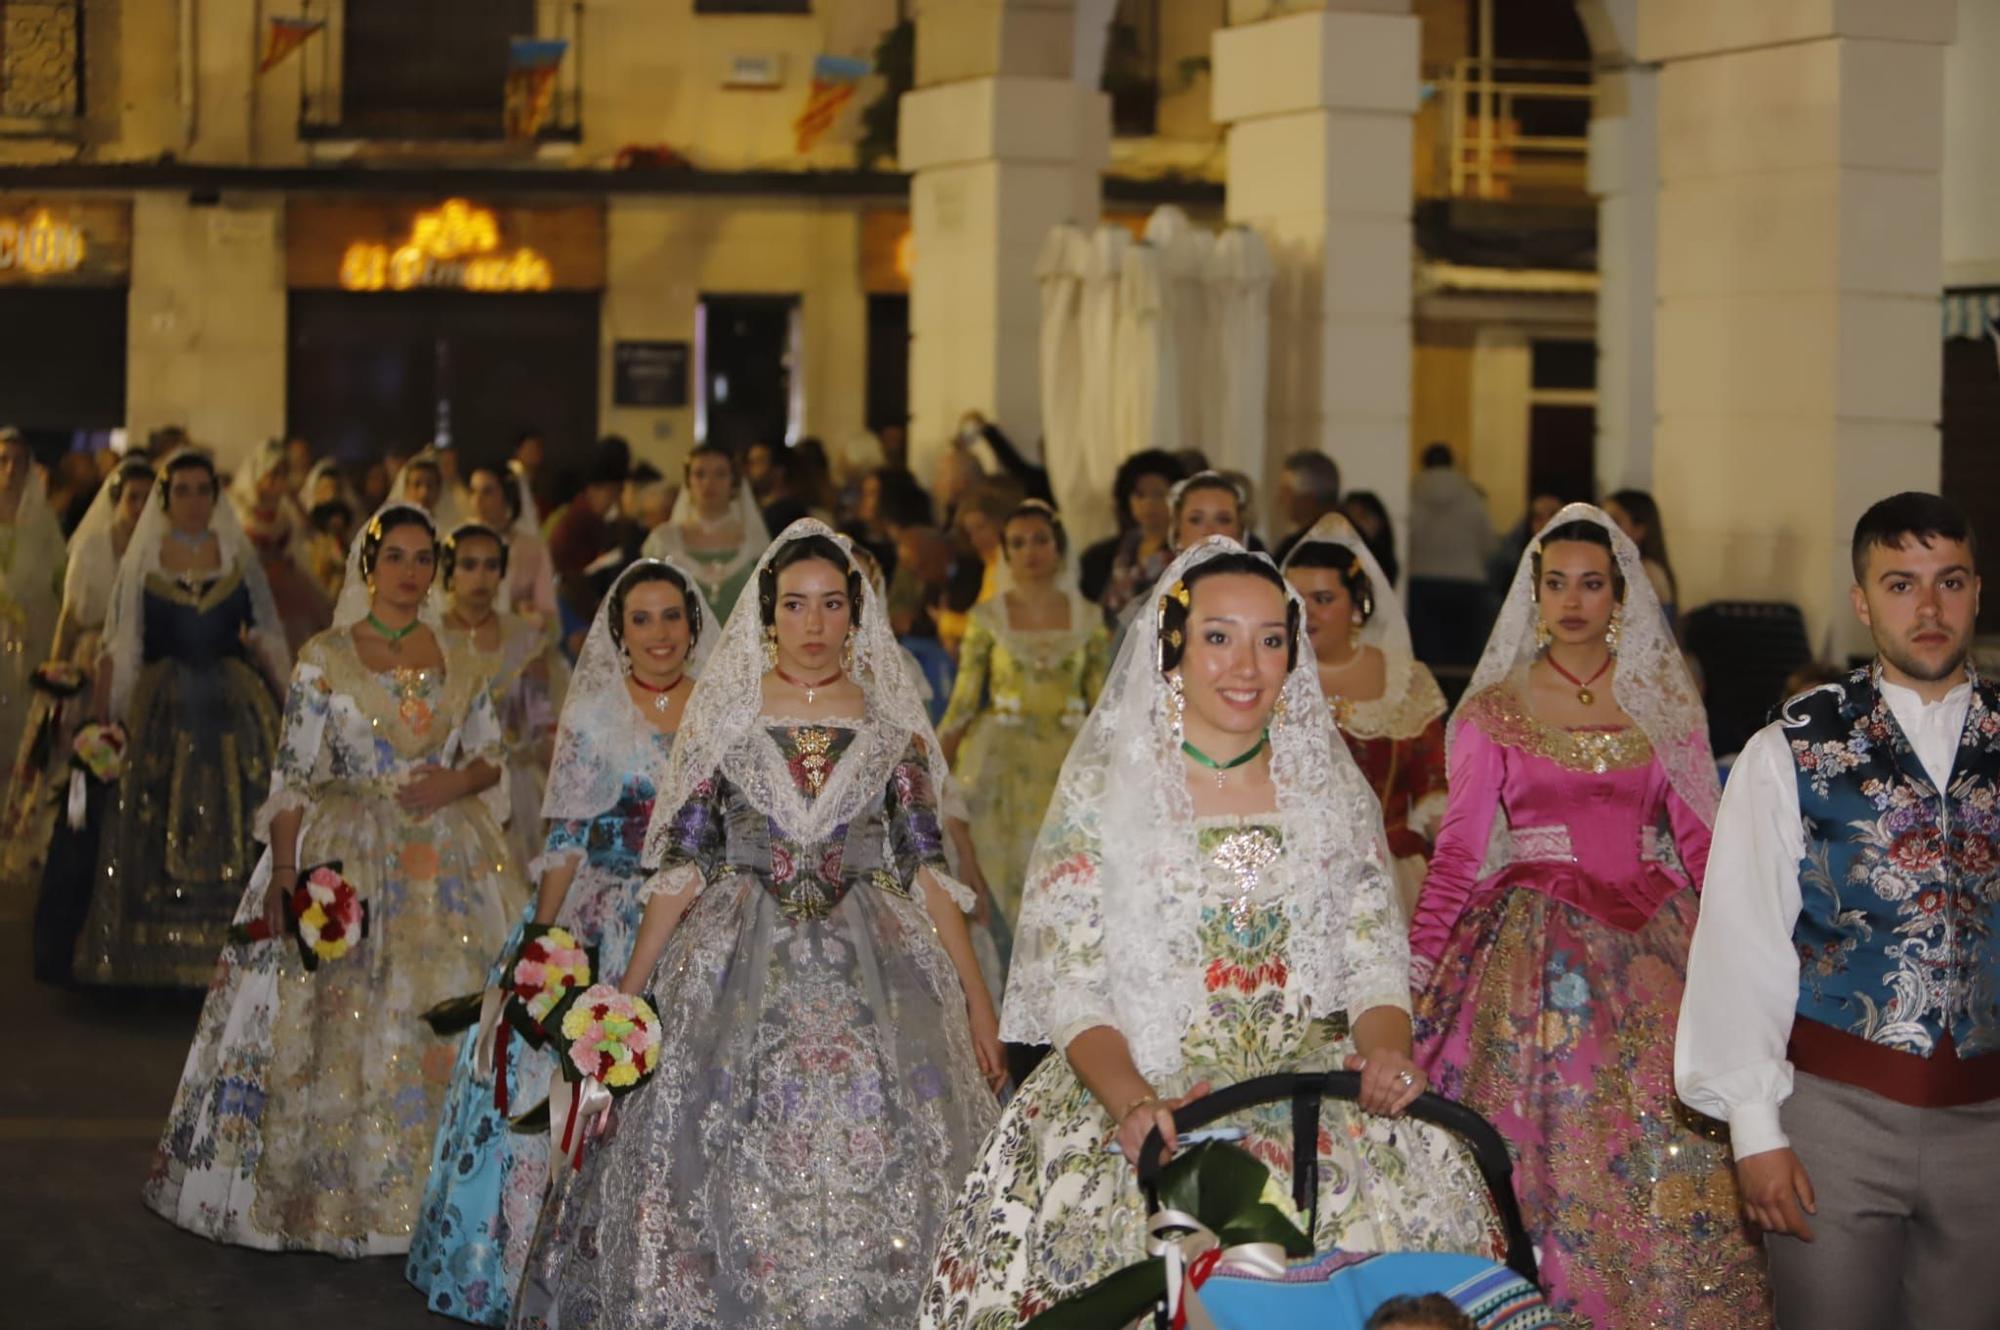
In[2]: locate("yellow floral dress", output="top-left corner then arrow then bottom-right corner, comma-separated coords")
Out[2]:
937,595 -> 1109,927
144,629 -> 527,1256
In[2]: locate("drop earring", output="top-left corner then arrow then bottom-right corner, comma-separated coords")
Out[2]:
841,631 -> 856,674
1605,605 -> 1624,654
762,624 -> 778,670
1534,614 -> 1554,650
1169,671 -> 1186,744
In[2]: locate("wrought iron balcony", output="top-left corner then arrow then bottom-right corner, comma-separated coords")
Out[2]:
297,0 -> 582,143
0,0 -> 83,135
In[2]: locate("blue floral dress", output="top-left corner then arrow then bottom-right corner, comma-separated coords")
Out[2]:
407,729 -> 674,1326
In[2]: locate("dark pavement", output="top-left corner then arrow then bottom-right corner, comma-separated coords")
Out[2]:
0,944 -> 439,1330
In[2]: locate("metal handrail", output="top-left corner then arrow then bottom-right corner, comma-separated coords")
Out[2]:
1438,55 -> 1594,200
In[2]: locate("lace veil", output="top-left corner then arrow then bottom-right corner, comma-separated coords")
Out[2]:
1280,513 -> 1443,741
105,448 -> 289,719
1468,501 -> 1718,825
999,536 -> 1397,1079
329,501 -> 447,633
543,556 -> 717,821
642,518 -> 959,869
389,448 -> 465,529
60,455 -> 153,644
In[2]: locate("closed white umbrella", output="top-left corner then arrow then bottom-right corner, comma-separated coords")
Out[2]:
1038,224 -> 1096,542
1207,225 -> 1273,481
1114,240 -> 1175,469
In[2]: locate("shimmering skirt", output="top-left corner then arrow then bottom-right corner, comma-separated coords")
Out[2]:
1415,883 -> 1772,1329
143,785 -> 521,1256
512,873 -> 999,1330
410,857 -> 649,1325
75,656 -> 279,986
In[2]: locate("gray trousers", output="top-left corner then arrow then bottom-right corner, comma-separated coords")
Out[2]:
1767,1072 -> 2000,1330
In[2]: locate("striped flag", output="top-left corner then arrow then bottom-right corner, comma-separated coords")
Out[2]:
794,54 -> 870,155
258,17 -> 325,75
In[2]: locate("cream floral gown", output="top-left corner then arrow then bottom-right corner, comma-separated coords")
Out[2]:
145,629 -> 526,1255
919,814 -> 1506,1330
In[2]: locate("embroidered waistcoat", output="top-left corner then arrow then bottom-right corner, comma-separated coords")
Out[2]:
1783,667 -> 2000,1058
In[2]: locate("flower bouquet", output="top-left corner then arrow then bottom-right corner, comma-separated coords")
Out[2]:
70,723 -> 126,785
229,861 -> 368,972
510,983 -> 664,1168
480,924 -> 595,1115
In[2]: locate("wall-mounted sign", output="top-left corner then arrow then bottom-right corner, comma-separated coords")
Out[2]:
0,199 -> 131,286
287,198 -> 604,292
613,340 -> 690,408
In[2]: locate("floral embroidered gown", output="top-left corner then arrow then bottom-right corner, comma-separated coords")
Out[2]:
447,611 -> 568,873
919,815 -> 1505,1330
75,561 -> 281,986
144,630 -> 526,1256
239,503 -> 331,653
1332,661 -> 1450,920
512,722 -> 999,1330
1408,683 -> 1769,1329
408,727 -> 674,1326
937,597 -> 1109,929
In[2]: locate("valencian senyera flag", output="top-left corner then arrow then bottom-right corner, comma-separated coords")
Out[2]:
793,54 -> 870,155
257,16 -> 325,75
506,38 -> 570,140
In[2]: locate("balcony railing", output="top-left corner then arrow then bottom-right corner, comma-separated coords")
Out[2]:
298,0 -> 583,143
0,0 -> 83,135
1437,56 -> 1593,201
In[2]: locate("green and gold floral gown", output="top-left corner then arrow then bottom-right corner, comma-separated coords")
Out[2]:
937,596 -> 1108,928
918,815 -> 1506,1330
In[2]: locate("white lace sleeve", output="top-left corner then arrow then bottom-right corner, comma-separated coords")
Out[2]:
998,835 -> 1116,1052
253,656 -> 332,840
916,866 -> 977,914
638,861 -> 706,904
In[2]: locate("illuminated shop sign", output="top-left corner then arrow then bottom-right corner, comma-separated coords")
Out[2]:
0,209 -> 86,275
338,198 -> 553,292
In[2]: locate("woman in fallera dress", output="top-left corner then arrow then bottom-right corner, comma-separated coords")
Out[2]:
144,503 -> 525,1255
512,520 -> 1005,1330
438,522 -> 569,873
229,436 -> 332,653
920,538 -> 1502,1330
75,449 -> 287,988
0,427 -> 67,835
1409,504 -> 1769,1329
640,441 -> 770,622
410,557 -> 715,1325
4,456 -> 151,973
937,500 -> 1109,932
1283,514 -> 1449,919
467,462 -> 558,626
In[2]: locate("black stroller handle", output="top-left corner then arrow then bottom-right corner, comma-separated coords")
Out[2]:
1135,1071 -> 1539,1286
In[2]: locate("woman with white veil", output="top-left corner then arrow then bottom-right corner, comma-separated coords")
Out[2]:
513,519 -> 1003,1330
229,436 -> 332,652
411,556 -> 715,1326
921,538 -> 1502,1330
0,428 -> 66,824
1283,513 -> 1450,920
145,501 -> 524,1255
75,449 -> 287,987
1409,504 -> 1768,1328
639,440 -> 769,621
463,460 -> 557,625
3,455 -> 151,967
936,499 -> 1110,935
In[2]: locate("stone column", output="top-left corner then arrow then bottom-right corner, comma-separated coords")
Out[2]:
1641,0 -> 1954,656
1211,1 -> 1420,531
899,0 -> 1111,485
1581,0 -> 1660,492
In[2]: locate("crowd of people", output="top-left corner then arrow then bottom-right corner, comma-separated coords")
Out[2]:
0,414 -> 1991,1330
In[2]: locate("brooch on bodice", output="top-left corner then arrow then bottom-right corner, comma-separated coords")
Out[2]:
1209,826 -> 1282,928
789,726 -> 836,795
